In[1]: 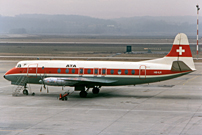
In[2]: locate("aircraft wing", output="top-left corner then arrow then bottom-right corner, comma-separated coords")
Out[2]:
63,77 -> 117,84
43,77 -> 117,86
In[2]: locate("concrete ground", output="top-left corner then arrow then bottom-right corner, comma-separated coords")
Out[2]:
0,60 -> 202,135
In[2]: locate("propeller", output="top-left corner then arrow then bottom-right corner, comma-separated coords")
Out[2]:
39,74 -> 47,92
47,87 -> 49,93
40,86 -> 42,92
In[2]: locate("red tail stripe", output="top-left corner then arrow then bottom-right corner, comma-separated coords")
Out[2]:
166,45 -> 192,57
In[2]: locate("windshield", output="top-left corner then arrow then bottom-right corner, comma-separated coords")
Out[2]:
17,64 -> 21,68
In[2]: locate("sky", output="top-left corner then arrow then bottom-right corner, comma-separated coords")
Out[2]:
0,0 -> 201,19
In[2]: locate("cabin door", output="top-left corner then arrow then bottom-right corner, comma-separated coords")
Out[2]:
27,63 -> 38,78
139,65 -> 146,80
79,67 -> 84,76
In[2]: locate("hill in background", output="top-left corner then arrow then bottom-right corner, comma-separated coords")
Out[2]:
0,14 -> 201,37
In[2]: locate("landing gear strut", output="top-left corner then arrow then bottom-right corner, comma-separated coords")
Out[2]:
23,84 -> 29,95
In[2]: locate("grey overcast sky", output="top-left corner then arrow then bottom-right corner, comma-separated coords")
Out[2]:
0,0 -> 201,18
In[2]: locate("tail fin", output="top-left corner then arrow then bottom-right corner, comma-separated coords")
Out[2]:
145,33 -> 195,71
166,33 -> 192,57
166,33 -> 195,71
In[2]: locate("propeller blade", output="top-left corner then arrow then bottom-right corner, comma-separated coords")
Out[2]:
40,74 -> 46,89
43,84 -> 46,89
40,86 -> 42,92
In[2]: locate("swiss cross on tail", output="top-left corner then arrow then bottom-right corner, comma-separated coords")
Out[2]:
166,33 -> 192,57
176,46 -> 185,55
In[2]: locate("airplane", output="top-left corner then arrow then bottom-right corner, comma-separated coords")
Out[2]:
4,33 -> 196,97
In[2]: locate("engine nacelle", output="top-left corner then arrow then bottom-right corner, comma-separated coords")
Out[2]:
42,77 -> 66,86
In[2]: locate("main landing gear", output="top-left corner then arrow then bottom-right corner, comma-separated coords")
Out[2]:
79,90 -> 88,98
79,87 -> 101,98
92,87 -> 100,94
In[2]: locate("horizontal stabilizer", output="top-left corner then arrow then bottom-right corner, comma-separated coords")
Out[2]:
171,61 -> 192,72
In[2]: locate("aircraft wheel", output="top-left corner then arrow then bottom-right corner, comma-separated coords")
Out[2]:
92,87 -> 100,94
79,91 -> 87,98
23,89 -> 29,95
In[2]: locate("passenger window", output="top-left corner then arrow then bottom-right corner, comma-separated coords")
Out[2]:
102,69 -> 106,74
118,69 -> 121,75
131,70 -> 135,75
66,69 -> 69,73
87,69 -> 91,74
57,68 -> 61,73
110,69 -> 114,74
94,69 -> 98,74
72,69 -> 75,74
125,70 -> 128,75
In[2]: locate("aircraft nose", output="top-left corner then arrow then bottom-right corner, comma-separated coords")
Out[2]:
3,74 -> 8,80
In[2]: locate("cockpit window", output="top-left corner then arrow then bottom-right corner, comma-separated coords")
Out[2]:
17,64 -> 21,68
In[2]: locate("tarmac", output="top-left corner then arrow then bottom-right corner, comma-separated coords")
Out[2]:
0,60 -> 202,135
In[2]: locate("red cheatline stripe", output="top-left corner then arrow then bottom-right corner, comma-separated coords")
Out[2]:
5,67 -> 190,76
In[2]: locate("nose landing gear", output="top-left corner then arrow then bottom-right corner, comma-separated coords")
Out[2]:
23,84 -> 29,95
23,89 -> 29,95
22,83 -> 35,96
